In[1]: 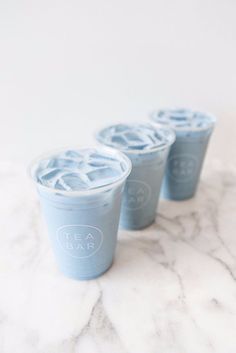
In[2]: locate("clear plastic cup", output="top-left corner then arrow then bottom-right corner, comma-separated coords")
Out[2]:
96,123 -> 175,229
150,109 -> 216,200
29,146 -> 131,280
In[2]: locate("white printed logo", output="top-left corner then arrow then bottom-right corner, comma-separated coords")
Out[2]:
57,225 -> 103,258
123,180 -> 151,210
168,154 -> 198,182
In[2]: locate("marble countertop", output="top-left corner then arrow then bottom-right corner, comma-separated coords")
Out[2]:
1,161 -> 236,353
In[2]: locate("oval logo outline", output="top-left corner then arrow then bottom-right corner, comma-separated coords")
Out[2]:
167,153 -> 198,183
123,179 -> 152,210
57,224 -> 104,259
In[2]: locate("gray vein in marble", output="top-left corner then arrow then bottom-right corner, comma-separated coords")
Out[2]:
72,288 -> 128,353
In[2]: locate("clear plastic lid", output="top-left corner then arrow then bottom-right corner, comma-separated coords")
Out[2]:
150,108 -> 216,132
96,122 -> 175,154
28,146 -> 132,196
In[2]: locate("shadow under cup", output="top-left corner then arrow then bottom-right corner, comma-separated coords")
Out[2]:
29,147 -> 131,280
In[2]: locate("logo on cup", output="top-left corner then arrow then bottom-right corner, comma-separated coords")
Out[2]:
57,225 -> 103,258
123,180 -> 151,210
168,154 -> 198,182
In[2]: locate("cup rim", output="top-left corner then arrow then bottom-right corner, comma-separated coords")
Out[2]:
149,108 -> 217,132
28,145 -> 132,197
95,121 -> 176,155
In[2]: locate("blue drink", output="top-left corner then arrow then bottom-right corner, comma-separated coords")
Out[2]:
150,109 -> 216,200
96,123 -> 175,229
29,147 -> 131,280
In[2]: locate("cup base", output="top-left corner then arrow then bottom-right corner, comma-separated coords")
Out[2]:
59,261 -> 114,281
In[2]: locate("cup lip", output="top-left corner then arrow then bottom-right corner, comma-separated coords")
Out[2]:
95,121 -> 176,155
149,108 -> 217,132
28,145 -> 132,197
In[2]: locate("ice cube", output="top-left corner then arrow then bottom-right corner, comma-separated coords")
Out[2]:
153,131 -> 167,145
59,172 -> 88,190
111,135 -> 128,147
89,152 -> 118,163
54,179 -> 67,190
87,167 -> 120,182
170,109 -> 189,120
47,158 -> 80,169
61,150 -> 83,159
124,132 -> 143,143
129,131 -> 152,147
113,124 -> 129,133
37,168 -> 63,188
89,157 -> 123,174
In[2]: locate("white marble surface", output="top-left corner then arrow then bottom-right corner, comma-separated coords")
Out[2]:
1,161 -> 236,353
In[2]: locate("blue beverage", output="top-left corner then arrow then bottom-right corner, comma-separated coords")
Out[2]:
150,109 -> 216,200
96,123 -> 175,229
29,147 -> 131,280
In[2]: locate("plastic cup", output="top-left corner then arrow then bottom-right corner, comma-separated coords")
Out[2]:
150,109 -> 216,200
96,123 -> 175,230
29,146 -> 131,280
